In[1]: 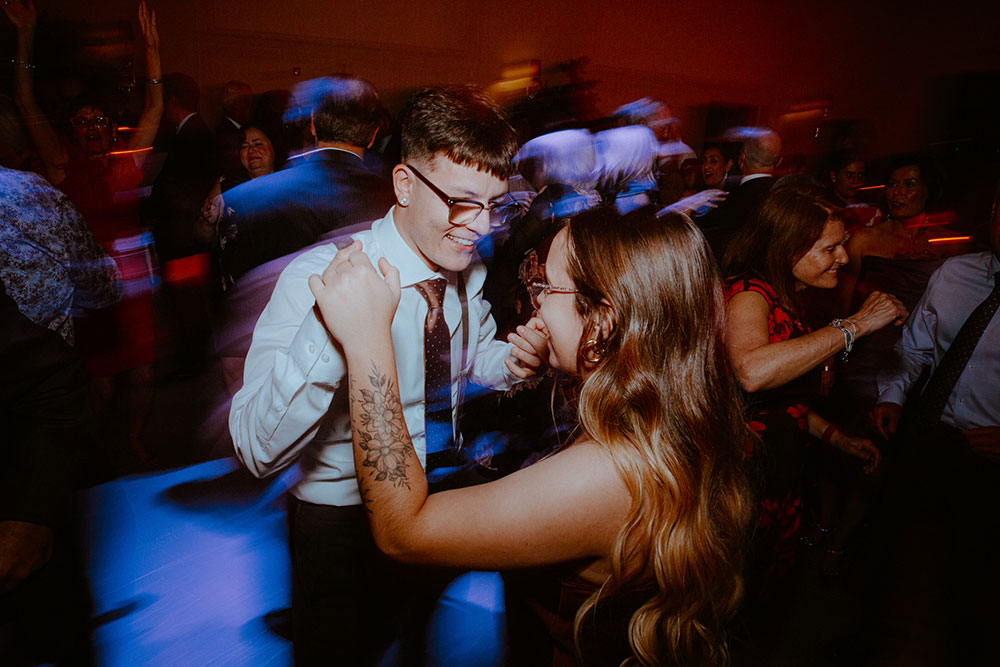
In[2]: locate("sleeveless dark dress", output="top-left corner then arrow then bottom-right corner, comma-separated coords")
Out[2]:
504,567 -> 651,666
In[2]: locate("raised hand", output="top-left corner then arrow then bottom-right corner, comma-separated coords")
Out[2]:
307,241 -> 401,350
849,290 -> 908,337
138,1 -> 158,51
2,0 -> 36,33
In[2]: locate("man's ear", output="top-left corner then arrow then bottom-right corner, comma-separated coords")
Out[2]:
309,111 -> 318,145
366,128 -> 378,150
392,164 -> 412,207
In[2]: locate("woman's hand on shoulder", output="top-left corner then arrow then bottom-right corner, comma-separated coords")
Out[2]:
849,290 -> 908,337
308,240 -> 400,349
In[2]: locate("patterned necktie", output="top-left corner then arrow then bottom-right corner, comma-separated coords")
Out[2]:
414,278 -> 456,486
919,272 -> 1000,426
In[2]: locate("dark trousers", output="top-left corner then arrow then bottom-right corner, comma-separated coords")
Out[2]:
286,496 -> 458,666
865,422 -> 1000,666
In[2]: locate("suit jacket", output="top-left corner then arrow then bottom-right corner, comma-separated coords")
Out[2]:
214,117 -> 245,187
148,113 -> 219,261
217,149 -> 394,287
698,175 -> 775,262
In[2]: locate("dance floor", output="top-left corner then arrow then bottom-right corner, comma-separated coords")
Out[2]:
81,457 -> 507,666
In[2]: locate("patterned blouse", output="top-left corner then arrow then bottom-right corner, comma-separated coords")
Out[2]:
0,167 -> 121,344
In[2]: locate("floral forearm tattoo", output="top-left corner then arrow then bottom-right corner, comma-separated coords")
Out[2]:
353,363 -> 412,499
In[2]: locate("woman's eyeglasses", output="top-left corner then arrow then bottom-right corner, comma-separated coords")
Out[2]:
70,116 -> 111,128
524,276 -> 579,310
406,164 -> 514,229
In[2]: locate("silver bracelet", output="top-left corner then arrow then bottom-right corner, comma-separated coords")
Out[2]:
830,319 -> 855,361
11,58 -> 36,70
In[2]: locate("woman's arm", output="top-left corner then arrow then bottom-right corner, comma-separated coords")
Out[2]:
805,410 -> 880,474
725,286 -> 908,393
725,290 -> 851,392
194,178 -> 224,245
309,244 -> 628,569
126,1 -> 162,151
5,0 -> 69,183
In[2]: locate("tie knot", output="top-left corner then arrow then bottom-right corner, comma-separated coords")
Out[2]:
415,278 -> 447,311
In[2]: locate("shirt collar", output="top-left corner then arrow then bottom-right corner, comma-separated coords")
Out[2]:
176,112 -> 197,133
740,172 -> 772,185
226,116 -> 241,130
372,207 -> 450,288
987,252 -> 1000,281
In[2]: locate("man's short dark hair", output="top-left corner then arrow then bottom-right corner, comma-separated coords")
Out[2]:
163,73 -> 200,111
399,85 -> 519,179
311,76 -> 381,147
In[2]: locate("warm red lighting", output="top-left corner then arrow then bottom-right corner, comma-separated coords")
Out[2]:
117,126 -> 135,131
858,185 -> 884,191
107,146 -> 153,156
927,236 -> 972,244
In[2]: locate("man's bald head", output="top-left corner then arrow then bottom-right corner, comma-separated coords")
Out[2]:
739,128 -> 782,175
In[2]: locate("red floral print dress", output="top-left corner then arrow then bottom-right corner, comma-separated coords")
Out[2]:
725,276 -> 815,584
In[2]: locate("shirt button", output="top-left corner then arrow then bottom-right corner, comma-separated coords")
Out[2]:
308,344 -> 316,354
321,354 -> 330,363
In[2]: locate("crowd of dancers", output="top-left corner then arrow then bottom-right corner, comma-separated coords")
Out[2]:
2,1 -> 998,665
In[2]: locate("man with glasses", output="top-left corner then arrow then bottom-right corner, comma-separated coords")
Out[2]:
231,85 -> 547,665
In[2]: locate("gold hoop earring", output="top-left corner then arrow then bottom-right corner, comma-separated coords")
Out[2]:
580,338 -> 605,364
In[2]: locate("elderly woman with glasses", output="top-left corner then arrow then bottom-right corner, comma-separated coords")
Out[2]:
6,0 -> 163,465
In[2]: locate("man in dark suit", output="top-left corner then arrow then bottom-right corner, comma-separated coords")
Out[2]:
217,75 -> 394,288
214,80 -> 254,187
146,73 -> 218,375
699,127 -> 782,261
148,72 -> 218,263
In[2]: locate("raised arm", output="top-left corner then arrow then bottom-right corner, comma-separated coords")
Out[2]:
127,1 -> 162,151
309,245 -> 628,569
5,0 -> 69,182
725,288 -> 908,393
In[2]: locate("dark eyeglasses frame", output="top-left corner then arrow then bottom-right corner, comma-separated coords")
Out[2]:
406,164 -> 510,229
70,115 -> 111,128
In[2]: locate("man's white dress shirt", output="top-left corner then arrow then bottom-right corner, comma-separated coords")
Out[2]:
230,208 -> 517,505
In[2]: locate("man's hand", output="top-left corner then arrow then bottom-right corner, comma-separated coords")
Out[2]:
308,241 -> 401,349
505,316 -> 548,379
965,427 -> 1000,463
0,520 -> 53,593
870,402 -> 902,440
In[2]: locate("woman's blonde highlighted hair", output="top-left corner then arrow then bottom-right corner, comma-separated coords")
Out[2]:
565,207 -> 755,666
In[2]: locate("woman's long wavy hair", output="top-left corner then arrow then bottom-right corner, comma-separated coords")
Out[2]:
565,206 -> 755,666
